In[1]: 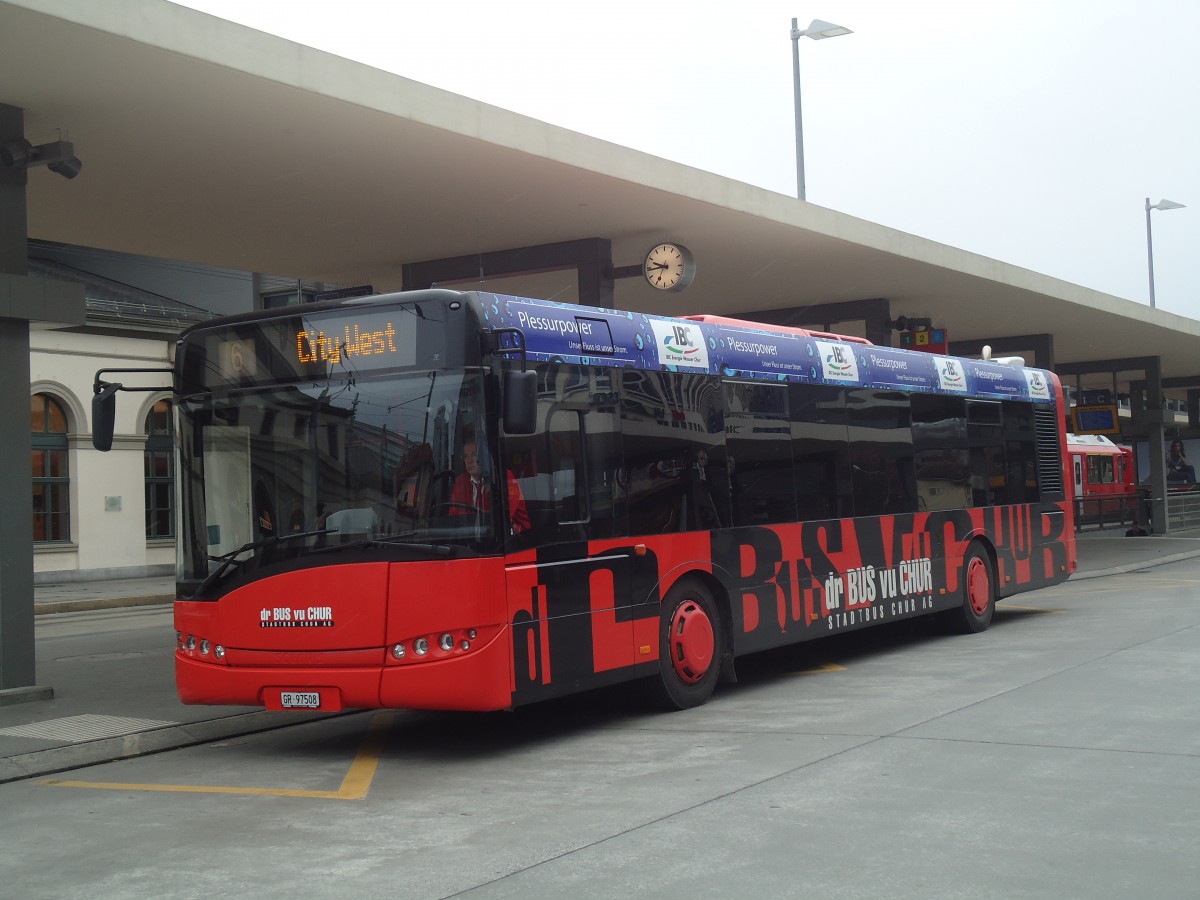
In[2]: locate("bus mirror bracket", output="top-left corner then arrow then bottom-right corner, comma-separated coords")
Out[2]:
484,329 -> 537,434
482,328 -> 528,369
91,367 -> 174,452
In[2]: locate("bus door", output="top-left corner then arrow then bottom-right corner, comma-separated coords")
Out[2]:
507,545 -> 650,702
504,366 -> 644,702
204,426 -> 254,557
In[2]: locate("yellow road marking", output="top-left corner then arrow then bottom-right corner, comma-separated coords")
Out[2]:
1118,577 -> 1198,587
792,662 -> 846,675
1060,584 -> 1125,594
42,712 -> 391,800
997,604 -> 1065,614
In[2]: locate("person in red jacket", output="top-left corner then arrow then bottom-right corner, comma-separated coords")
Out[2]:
449,437 -> 529,534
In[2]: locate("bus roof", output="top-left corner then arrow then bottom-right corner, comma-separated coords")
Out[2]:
475,292 -> 1057,405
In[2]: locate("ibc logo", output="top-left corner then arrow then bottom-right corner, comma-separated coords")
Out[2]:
650,320 -> 710,369
1025,369 -> 1051,400
813,340 -> 859,382
936,358 -> 967,392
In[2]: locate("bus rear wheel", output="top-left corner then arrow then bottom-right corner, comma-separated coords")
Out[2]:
944,543 -> 995,634
651,579 -> 722,710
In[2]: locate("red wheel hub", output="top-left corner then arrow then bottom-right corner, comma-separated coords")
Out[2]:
669,600 -> 715,684
966,556 -> 991,616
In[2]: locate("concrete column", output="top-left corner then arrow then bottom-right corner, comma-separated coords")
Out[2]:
0,102 -> 45,700
1144,358 -> 1169,534
0,102 -> 83,701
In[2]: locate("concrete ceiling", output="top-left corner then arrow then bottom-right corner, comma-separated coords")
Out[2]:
3,0 -> 1199,395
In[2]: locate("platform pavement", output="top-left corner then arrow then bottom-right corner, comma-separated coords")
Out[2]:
2,527 -> 1200,784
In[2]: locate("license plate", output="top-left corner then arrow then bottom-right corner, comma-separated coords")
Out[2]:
280,691 -> 321,709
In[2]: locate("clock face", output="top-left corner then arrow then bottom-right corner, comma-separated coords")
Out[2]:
644,243 -> 695,292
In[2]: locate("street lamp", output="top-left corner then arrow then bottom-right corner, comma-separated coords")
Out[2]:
1145,197 -> 1185,308
791,17 -> 852,200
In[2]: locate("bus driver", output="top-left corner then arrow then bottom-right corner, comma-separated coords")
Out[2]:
449,436 -> 530,534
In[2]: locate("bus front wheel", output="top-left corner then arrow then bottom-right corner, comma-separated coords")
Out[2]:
651,579 -> 723,710
944,543 -> 995,634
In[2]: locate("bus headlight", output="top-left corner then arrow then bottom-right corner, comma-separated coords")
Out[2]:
387,625 -> 496,665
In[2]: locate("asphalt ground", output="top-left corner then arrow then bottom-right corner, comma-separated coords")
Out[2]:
2,527 -> 1199,784
0,532 -> 1197,899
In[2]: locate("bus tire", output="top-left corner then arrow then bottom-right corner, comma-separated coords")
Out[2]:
944,543 -> 995,634
651,578 -> 723,710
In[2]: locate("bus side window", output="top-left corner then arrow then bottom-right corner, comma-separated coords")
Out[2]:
582,401 -> 621,540
502,363 -> 621,546
623,370 -> 727,536
967,400 -> 1004,507
790,384 -> 851,520
725,381 -> 796,526
547,409 -> 584,524
847,389 -> 915,516
912,394 -> 968,512
502,417 -> 548,539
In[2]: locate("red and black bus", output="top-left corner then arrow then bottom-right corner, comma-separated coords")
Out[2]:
94,289 -> 1075,711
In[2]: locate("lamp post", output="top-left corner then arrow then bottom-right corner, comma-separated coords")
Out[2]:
791,17 -> 852,200
1145,197 -> 1185,309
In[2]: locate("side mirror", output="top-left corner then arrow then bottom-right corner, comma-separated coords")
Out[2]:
92,383 -> 120,451
502,370 -> 537,435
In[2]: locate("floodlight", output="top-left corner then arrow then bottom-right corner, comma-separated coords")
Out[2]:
0,138 -> 82,179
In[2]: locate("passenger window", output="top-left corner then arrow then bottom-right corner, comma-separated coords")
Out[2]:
623,370 -> 728,536
912,395 -> 969,512
790,384 -> 851,521
967,400 -> 1004,506
502,364 -> 620,546
547,409 -> 584,523
725,382 -> 796,526
846,389 -> 915,516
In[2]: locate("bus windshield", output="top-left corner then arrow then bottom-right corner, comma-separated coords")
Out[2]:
176,369 -> 503,593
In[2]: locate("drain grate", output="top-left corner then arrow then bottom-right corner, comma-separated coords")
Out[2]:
0,714 -> 176,743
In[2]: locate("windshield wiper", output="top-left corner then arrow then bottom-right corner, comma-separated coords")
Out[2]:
308,533 -> 455,558
190,528 -> 331,597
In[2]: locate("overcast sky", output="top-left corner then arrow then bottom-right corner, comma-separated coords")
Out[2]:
174,0 -> 1199,319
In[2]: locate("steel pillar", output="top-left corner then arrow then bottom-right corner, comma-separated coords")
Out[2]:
0,103 -> 84,702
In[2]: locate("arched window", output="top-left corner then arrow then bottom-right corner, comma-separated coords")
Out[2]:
145,399 -> 174,539
32,393 -> 70,543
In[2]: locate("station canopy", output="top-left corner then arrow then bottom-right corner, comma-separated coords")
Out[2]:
3,0 -> 1199,398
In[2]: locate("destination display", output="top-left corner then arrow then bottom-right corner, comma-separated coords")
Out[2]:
185,306 -> 424,390
478,293 -> 1056,403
